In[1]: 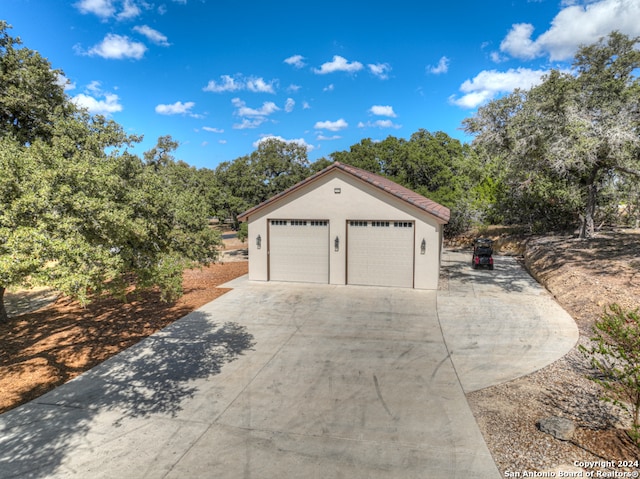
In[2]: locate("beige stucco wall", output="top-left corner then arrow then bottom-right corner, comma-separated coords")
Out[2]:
245,169 -> 445,289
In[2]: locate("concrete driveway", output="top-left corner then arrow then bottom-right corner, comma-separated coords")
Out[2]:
0,251 -> 578,479
438,250 -> 579,393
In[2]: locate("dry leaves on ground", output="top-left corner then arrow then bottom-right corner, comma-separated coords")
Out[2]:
0,261 -> 248,414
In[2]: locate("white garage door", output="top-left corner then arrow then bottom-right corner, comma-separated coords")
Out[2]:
347,220 -> 414,288
269,219 -> 329,283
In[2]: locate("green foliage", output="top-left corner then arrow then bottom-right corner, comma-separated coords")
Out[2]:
0,22 -> 221,320
331,138 -> 383,173
0,22 -> 70,145
309,157 -> 333,173
215,138 -> 311,226
252,138 -> 310,195
0,126 -> 221,319
222,131 -> 498,237
237,222 -> 248,243
329,130 -> 498,236
493,168 -> 582,233
464,32 -> 640,238
613,175 -> 640,228
579,304 -> 640,443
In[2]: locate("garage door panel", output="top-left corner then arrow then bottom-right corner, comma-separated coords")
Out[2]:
347,221 -> 414,288
269,220 -> 329,284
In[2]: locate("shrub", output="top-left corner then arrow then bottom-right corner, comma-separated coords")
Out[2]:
579,304 -> 640,444
237,222 -> 248,243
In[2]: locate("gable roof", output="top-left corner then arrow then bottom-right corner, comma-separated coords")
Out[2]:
238,161 -> 451,223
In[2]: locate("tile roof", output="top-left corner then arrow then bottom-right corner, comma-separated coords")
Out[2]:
238,161 -> 451,223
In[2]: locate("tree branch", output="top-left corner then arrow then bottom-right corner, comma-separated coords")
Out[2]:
613,165 -> 640,178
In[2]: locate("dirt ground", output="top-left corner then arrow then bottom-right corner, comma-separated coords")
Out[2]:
2,230 -> 639,473
0,242 -> 248,414
458,228 -> 640,473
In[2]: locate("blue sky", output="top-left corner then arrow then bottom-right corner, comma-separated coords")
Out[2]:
3,0 -> 639,169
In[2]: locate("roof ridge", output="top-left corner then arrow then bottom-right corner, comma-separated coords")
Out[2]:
238,161 -> 450,223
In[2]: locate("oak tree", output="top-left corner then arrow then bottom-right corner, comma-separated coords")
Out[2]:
464,32 -> 640,238
0,24 -> 220,321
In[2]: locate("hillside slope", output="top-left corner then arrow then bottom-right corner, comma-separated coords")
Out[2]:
465,229 -> 640,473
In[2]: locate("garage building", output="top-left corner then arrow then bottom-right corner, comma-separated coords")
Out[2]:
238,162 -> 450,289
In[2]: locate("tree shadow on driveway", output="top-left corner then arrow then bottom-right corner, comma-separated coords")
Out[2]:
441,251 -> 541,295
0,312 -> 255,479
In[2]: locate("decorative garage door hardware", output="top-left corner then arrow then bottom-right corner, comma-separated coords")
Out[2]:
348,220 -> 413,228
270,220 -> 329,226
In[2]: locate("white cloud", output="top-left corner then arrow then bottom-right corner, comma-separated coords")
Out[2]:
133,25 -> 169,46
155,101 -> 196,115
450,67 -> 548,108
375,120 -> 400,129
314,118 -> 348,131
74,0 -> 141,20
87,80 -> 102,92
246,77 -> 276,93
369,105 -> 396,117
71,81 -> 122,115
75,0 -> 115,18
500,23 -> 540,60
203,75 -> 242,93
231,98 -> 279,117
203,74 -> 276,93
314,55 -> 363,74
323,84 -> 334,92
358,120 -> 402,129
254,135 -> 314,152
500,0 -> 640,61
302,101 -> 311,109
284,54 -> 306,68
460,68 -> 547,93
287,84 -> 301,93
317,134 -> 341,141
490,51 -> 508,63
285,98 -> 295,113
450,91 -> 494,109
87,34 -> 146,59
117,0 -> 140,19
368,63 -> 391,79
72,92 -> 123,115
233,118 -> 265,130
231,98 -> 280,129
202,126 -> 224,133
428,56 -> 450,74
56,74 -> 75,91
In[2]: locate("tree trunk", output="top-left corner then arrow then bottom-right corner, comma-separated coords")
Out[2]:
0,287 -> 8,323
580,172 -> 598,239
